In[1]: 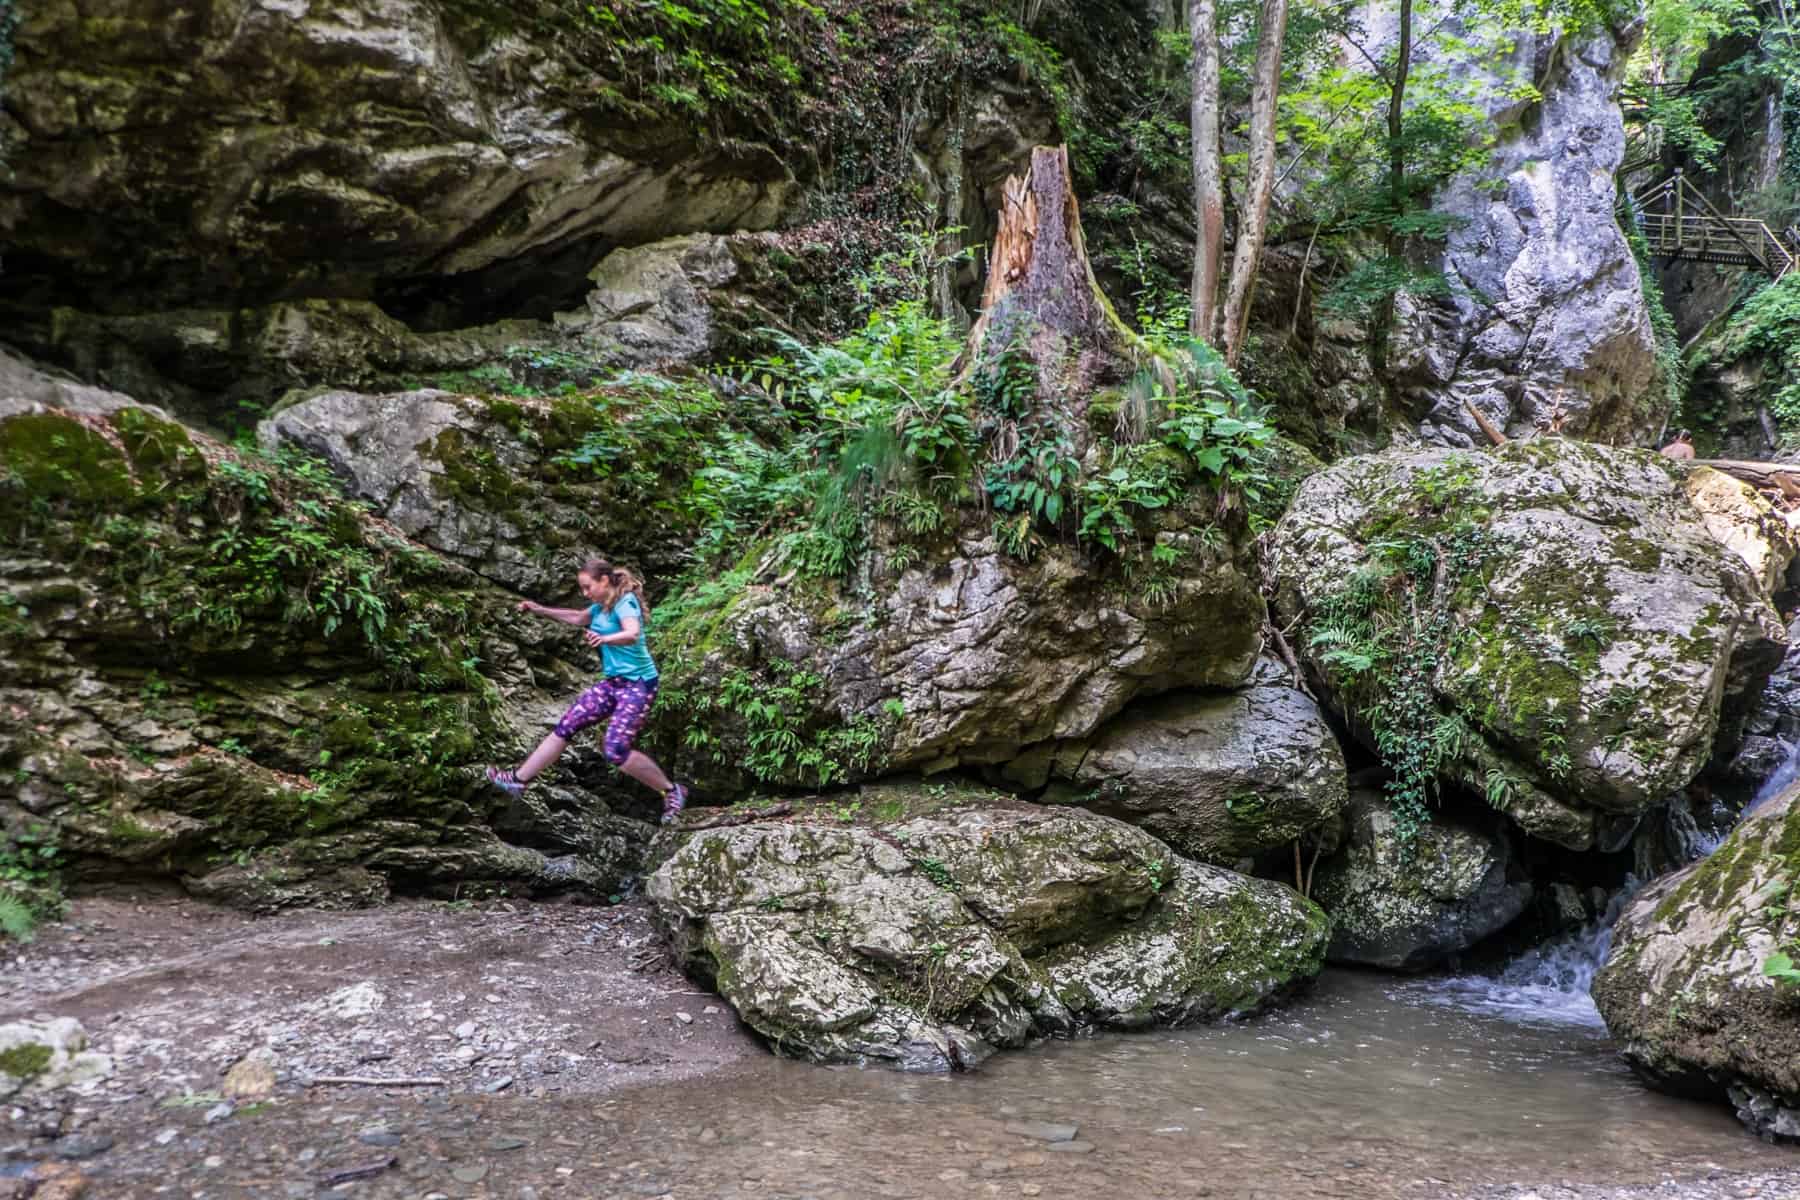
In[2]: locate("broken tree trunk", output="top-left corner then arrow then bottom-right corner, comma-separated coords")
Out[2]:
955,144 -> 1140,452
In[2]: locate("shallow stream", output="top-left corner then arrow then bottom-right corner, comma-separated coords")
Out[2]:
563,970 -> 1791,1200
126,966 -> 1796,1200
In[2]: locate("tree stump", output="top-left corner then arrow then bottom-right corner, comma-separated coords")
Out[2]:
955,145 -> 1138,454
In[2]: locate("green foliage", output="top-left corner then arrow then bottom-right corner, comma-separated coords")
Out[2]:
912,856 -> 960,891
978,338 -> 1078,557
1303,469 -> 1499,851
1708,274 -> 1800,446
1764,950 -> 1800,986
1144,340 -> 1278,523
577,0 -> 826,136
1077,448 -> 1183,552
1319,257 -> 1452,318
668,657 -> 889,789
0,824 -> 61,928
1624,222 -> 1688,430
0,892 -> 35,943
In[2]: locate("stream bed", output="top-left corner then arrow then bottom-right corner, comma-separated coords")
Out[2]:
86,968 -> 1796,1200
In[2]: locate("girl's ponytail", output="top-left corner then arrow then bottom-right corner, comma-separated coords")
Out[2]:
582,558 -> 650,621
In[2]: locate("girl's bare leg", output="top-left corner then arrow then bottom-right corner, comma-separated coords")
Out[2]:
618,749 -> 673,794
515,733 -> 569,782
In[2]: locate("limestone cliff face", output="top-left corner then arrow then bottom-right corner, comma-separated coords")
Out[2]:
0,0 -> 799,319
1394,21 -> 1665,447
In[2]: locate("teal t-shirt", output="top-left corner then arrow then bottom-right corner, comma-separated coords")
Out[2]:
588,593 -> 659,681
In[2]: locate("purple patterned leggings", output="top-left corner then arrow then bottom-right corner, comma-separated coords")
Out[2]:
553,676 -> 659,765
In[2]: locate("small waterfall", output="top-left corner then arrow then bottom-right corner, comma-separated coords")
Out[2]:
1404,884 -> 1641,1029
1403,743 -> 1794,1029
1743,739 -> 1800,821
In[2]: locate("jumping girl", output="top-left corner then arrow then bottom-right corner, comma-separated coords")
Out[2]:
486,559 -> 689,824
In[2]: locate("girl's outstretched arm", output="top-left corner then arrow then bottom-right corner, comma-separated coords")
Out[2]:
520,600 -> 589,626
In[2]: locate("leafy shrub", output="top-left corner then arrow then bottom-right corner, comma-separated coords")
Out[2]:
1714,274 -> 1800,444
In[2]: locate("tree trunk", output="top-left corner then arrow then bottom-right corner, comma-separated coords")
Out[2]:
1189,0 -> 1224,344
956,145 -> 1137,451
1369,0 -> 1412,372
931,72 -> 970,331
1219,0 -> 1290,367
1386,0 -> 1412,227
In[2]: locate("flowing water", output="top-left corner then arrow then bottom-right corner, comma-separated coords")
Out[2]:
463,969 -> 1791,1200
91,910 -> 1800,1199
1746,740 -> 1800,819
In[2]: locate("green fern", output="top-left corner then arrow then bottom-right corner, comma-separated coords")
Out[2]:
0,892 -> 37,943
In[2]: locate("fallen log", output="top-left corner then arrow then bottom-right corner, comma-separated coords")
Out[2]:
1694,458 -> 1800,500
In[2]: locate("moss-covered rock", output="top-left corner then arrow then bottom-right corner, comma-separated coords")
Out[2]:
1023,685 -> 1348,866
259,385 -> 711,596
0,1018 -> 111,1098
1,377 -> 650,910
646,784 -> 1327,1069
652,522 -> 1266,800
1271,439 -> 1788,850
1592,781 -> 1800,1141
1311,789 -> 1532,970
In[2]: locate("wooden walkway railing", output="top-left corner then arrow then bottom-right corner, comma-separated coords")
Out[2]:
1629,172 -> 1798,278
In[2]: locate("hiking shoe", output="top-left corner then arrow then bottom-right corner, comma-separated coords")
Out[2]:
661,783 -> 689,826
485,766 -> 526,796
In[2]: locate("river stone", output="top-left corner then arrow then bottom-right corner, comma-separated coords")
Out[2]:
1034,686 -> 1348,865
1592,780 -> 1800,1141
1311,790 -> 1532,970
1271,439 -> 1787,850
646,786 -> 1328,1070
0,1018 -> 112,1098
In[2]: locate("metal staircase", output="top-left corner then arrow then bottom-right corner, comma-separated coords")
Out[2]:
1629,171 -> 1798,278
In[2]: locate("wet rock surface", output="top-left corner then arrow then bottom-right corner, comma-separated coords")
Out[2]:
259,387 -> 700,596
665,525 -> 1266,797
1033,685 -> 1348,866
1312,791 -> 1532,970
1,0 -> 799,319
645,786 -> 1329,1069
1593,782 -> 1800,1141
1,377 -> 656,908
1396,24 -> 1661,446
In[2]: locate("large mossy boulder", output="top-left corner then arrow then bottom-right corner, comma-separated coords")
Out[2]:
1311,790 -> 1531,970
652,524 -> 1266,800
646,785 -> 1329,1070
1013,686 -> 1348,866
0,368 -> 648,910
1271,439 -> 1788,850
1593,782 -> 1800,1141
